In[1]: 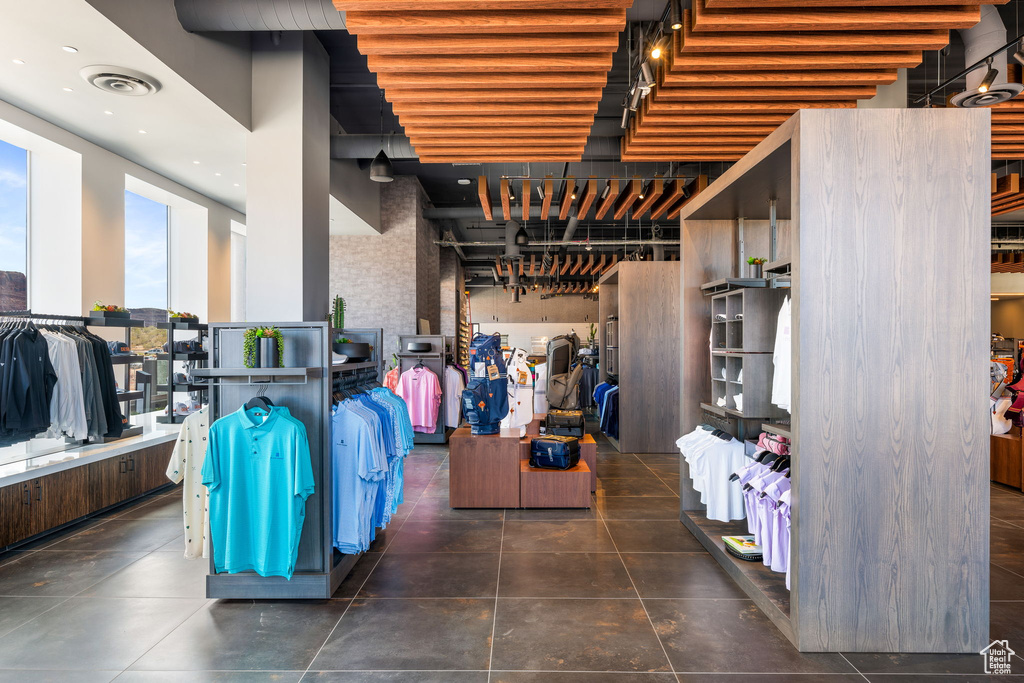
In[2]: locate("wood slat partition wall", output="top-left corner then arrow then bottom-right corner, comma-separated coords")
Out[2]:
623,2 -> 1004,162
677,108 -> 989,652
335,0 -> 628,163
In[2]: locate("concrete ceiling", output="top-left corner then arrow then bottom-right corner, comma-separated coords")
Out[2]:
0,0 -> 248,212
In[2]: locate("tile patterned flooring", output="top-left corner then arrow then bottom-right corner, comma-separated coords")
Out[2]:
0,431 -> 1020,682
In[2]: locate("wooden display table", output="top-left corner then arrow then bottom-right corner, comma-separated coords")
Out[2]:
519,432 -> 597,492
520,460 -> 590,508
449,428 -> 521,508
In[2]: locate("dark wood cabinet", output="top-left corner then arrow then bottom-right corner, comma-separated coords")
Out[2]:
0,439 -> 175,550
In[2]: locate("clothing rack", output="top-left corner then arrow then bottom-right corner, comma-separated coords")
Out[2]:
398,334 -> 450,444
199,321 -> 354,599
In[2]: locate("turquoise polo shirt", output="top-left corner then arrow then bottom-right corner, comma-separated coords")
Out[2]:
202,405 -> 315,579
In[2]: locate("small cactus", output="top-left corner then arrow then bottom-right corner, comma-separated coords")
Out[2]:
331,295 -> 346,330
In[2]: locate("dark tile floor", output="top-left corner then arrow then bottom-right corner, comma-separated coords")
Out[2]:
0,432 -> 1020,681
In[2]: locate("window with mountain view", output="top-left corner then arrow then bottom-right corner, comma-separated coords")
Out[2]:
0,139 -> 28,311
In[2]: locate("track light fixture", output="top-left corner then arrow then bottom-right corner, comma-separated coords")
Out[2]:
669,0 -> 683,30
649,40 -> 663,60
641,61 -> 656,89
537,184 -> 545,199
601,183 -> 611,200
979,58 -> 998,93
620,108 -> 631,128
1014,41 -> 1024,67
629,86 -> 642,111
508,183 -> 515,201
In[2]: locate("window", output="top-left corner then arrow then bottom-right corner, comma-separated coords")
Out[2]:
124,190 -> 169,411
0,139 -> 28,311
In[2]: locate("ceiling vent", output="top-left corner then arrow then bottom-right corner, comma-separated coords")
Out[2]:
79,66 -> 161,97
952,6 -> 1022,108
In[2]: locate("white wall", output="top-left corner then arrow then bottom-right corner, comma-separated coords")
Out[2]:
0,97 -> 243,321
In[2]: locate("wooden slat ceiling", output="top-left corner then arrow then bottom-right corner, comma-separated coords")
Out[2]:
335,0 -> 629,163
623,1 -> 1004,163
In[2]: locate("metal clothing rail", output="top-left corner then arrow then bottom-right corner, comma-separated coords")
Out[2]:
0,310 -> 90,322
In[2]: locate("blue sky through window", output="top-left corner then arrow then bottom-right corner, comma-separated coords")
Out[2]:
0,139 -> 27,276
124,190 -> 168,309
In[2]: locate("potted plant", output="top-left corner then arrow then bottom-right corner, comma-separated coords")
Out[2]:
90,301 -> 131,319
331,295 -> 346,330
588,322 -> 597,349
168,309 -> 199,324
244,326 -> 285,368
747,257 -> 767,279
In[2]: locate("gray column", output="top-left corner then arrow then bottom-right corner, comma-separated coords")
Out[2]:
245,32 -> 330,322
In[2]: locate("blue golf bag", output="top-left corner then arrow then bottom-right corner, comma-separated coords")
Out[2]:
462,333 -> 509,435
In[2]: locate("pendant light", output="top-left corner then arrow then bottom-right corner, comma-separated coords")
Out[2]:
370,90 -> 394,183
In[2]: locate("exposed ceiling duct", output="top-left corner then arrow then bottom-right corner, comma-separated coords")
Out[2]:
330,135 -> 630,162
561,211 -> 580,244
952,5 -> 1023,108
174,0 -> 346,32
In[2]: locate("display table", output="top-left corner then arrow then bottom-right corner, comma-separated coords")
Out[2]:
449,428 -> 521,508
520,460 -> 590,508
520,433 -> 596,492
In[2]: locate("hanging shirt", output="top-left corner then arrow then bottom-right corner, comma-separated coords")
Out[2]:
166,407 -> 211,560
384,366 -> 399,392
771,296 -> 791,413
331,402 -> 387,555
202,405 -> 315,580
533,362 -> 548,414
500,348 -> 534,435
41,331 -> 88,440
395,366 -> 442,433
444,366 -> 466,428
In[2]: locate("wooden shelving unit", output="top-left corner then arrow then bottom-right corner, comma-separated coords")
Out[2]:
678,109 -> 989,653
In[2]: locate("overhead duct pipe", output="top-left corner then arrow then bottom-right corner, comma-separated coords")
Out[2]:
561,211 -> 580,244
952,5 -> 1023,107
174,0 -> 346,31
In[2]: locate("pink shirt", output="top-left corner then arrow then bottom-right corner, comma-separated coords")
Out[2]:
396,367 -> 442,433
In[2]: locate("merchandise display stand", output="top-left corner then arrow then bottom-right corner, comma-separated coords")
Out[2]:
86,314 -> 145,441
156,321 -> 208,425
193,321 -> 355,600
332,327 -> 384,379
678,109 -> 989,653
398,334 -> 450,444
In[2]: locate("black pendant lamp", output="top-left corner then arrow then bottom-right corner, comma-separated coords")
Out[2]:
370,90 -> 394,183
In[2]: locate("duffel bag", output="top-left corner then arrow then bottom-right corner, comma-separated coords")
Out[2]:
530,435 -> 581,470
545,408 -> 584,436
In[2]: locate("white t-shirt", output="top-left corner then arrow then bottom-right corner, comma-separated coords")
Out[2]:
444,366 -> 465,428
676,428 -> 747,522
771,297 -> 792,412
533,362 -> 548,414
165,407 -> 211,560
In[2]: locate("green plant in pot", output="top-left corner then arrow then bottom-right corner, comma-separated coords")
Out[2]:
244,327 -> 285,369
331,295 -> 346,330
588,322 -> 597,348
747,256 -> 767,279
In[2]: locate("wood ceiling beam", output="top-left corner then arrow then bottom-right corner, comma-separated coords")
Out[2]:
519,258 -> 524,277
404,127 -> 593,137
668,175 -> 709,220
529,254 -> 536,276
336,0 -> 633,8
550,254 -> 559,277
651,86 -> 877,101
995,176 -> 1023,202
393,102 -> 599,115
621,154 -> 743,162
625,145 -> 757,154
992,135 -> 1024,143
642,100 -> 856,114
357,32 -> 620,55
594,253 -> 607,275
478,176 -> 492,221
495,257 -> 504,278
632,176 -> 664,219
635,114 -> 791,127
660,68 -> 899,87
570,254 -> 584,275
602,254 -> 619,274
668,50 -> 924,71
560,255 -> 572,275
521,180 -> 531,222
559,176 -> 577,221
650,179 -> 688,220
626,135 -> 767,146
346,9 -> 627,34
613,177 -> 643,220
368,53 -> 613,73
500,178 -> 512,221
384,88 -> 605,102
541,176 -> 554,219
678,25 -> 948,52
576,178 -> 599,220
595,177 -> 620,220
417,146 -> 586,156
581,253 -> 595,276
994,199 -> 1024,217
420,155 -> 584,163
408,136 -> 590,146
376,72 -> 609,88
630,125 -> 778,137
691,0 -> 979,32
399,114 -> 603,126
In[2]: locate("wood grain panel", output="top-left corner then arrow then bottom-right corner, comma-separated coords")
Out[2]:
668,51 -> 925,71
336,0 -> 633,8
541,176 -> 553,218
385,88 -> 605,102
653,85 -> 876,101
346,9 -> 627,34
519,460 -> 590,508
691,0 -> 980,31
449,429 -> 520,508
632,177 -> 664,218
576,177 -> 599,219
358,32 -> 620,55
650,179 -> 688,219
559,176 -> 577,220
677,27 -> 948,52
500,178 -> 512,221
794,108 -> 989,652
595,178 -> 619,219
613,177 -> 643,220
399,115 -> 597,126
368,54 -> 614,72
660,69 -> 899,86
704,0 -> 1004,6
478,176 -> 492,220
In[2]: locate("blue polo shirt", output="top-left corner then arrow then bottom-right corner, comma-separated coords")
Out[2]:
202,405 -> 315,579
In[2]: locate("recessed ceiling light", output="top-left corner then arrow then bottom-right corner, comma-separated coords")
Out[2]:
233,183 -> 240,187
214,172 -> 221,176
12,58 -> 25,65
62,46 -> 78,53
138,129 -> 147,134
192,160 -> 200,165
103,110 -> 113,115
62,87 -> 73,92
241,162 -> 246,166
457,178 -> 471,185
